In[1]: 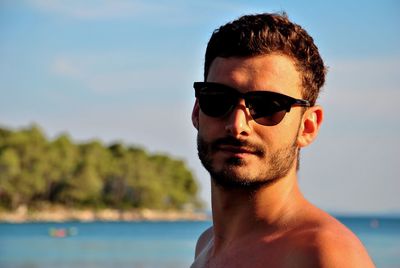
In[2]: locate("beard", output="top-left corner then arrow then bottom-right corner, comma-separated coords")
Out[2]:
197,134 -> 299,190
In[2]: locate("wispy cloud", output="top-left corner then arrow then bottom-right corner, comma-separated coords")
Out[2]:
50,54 -> 193,95
322,56 -> 400,107
326,56 -> 399,91
25,0 -> 254,24
52,57 -> 81,77
319,56 -> 400,134
27,0 -> 175,20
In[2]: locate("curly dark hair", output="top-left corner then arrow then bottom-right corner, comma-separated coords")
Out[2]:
204,13 -> 326,105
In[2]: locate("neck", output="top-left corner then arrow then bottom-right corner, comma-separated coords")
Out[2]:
210,168 -> 306,252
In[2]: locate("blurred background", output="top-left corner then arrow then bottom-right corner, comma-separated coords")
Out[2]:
1,1 -> 399,267
1,0 -> 399,215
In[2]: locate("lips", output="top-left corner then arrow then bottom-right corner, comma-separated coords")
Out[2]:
210,136 -> 265,157
217,145 -> 256,155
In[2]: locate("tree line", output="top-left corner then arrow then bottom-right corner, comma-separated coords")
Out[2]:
0,124 -> 202,211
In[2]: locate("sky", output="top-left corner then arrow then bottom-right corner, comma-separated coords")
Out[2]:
1,0 -> 399,215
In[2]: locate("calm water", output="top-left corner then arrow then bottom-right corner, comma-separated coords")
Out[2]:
0,217 -> 399,268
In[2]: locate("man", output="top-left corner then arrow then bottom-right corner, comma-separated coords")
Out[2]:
190,13 -> 375,267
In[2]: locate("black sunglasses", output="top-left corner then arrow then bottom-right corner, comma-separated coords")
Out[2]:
194,82 -> 310,126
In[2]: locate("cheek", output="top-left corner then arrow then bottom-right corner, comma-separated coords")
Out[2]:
198,115 -> 225,141
276,115 -> 303,143
255,121 -> 298,150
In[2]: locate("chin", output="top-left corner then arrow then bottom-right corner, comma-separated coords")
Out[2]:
211,172 -> 277,190
210,163 -> 276,190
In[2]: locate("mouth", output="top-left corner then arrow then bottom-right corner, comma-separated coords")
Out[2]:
217,145 -> 257,156
209,136 -> 265,158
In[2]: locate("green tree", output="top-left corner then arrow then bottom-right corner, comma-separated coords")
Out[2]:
0,148 -> 20,209
0,124 -> 203,211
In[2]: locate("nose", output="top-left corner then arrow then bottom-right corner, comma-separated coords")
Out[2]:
224,99 -> 252,137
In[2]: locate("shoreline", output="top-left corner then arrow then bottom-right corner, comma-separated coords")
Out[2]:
0,206 -> 210,223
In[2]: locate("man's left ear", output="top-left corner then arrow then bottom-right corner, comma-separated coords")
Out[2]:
297,105 -> 323,148
192,99 -> 200,130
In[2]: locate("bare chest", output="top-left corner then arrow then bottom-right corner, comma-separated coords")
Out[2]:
191,241 -> 302,268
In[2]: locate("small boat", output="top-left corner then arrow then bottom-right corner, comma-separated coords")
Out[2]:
48,227 -> 78,238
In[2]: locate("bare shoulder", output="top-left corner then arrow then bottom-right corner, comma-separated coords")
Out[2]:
194,226 -> 213,258
287,211 -> 376,267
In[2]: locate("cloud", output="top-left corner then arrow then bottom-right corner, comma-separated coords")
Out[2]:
50,54 -> 195,96
325,56 -> 399,92
319,56 -> 400,122
52,57 -> 81,77
27,0 -> 174,20
25,0 -> 255,25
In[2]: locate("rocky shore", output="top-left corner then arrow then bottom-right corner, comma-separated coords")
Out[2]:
0,206 -> 209,223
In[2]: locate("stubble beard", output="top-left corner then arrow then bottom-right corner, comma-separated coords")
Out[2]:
197,135 -> 299,190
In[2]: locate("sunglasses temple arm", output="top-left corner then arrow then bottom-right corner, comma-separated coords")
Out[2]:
292,100 -> 311,107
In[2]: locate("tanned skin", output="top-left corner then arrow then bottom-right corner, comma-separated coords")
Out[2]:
190,54 -> 375,268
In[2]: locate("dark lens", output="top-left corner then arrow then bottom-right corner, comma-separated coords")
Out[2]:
199,91 -> 235,117
247,94 -> 290,126
253,110 -> 287,126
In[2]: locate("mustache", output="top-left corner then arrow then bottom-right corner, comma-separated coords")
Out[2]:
211,136 -> 265,156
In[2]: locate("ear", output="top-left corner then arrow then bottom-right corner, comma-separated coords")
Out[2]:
192,99 -> 200,130
297,105 -> 323,148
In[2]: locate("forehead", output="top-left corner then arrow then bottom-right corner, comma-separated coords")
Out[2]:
206,54 -> 302,97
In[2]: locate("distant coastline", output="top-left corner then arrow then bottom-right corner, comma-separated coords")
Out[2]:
0,206 -> 210,223
0,125 -> 204,219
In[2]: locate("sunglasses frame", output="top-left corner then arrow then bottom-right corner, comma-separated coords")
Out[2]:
193,82 -> 311,126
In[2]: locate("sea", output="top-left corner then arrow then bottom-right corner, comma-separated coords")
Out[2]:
0,216 -> 399,268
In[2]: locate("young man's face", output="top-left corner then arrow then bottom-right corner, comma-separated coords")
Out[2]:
192,54 -> 307,188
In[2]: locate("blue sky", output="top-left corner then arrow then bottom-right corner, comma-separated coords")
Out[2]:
1,0 -> 399,214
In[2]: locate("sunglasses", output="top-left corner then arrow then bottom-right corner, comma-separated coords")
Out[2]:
194,82 -> 310,126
